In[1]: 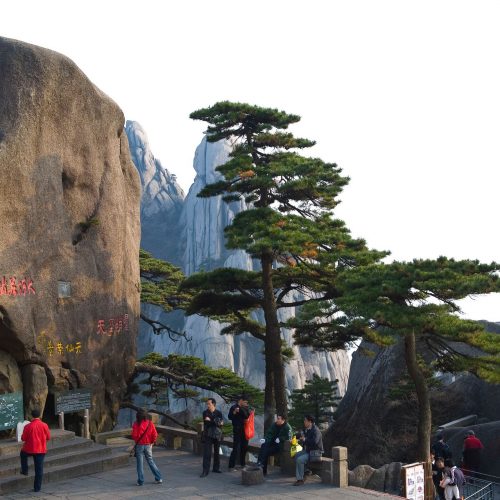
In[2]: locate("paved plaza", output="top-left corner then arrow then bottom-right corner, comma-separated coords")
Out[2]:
3,447 -> 403,500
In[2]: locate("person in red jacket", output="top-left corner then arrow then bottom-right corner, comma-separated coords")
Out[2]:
462,430 -> 484,476
20,408 -> 51,492
131,410 -> 163,486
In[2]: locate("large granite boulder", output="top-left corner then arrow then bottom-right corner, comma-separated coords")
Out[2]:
0,37 -> 141,432
442,421 -> 500,477
0,351 -> 22,393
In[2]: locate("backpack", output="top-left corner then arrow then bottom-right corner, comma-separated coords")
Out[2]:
243,410 -> 255,440
452,468 -> 465,486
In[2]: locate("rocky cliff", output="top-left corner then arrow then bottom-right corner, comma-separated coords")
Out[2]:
126,121 -> 184,264
0,37 -> 141,432
130,132 -> 351,413
325,322 -> 500,469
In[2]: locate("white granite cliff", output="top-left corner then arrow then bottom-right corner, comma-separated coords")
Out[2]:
126,120 -> 184,264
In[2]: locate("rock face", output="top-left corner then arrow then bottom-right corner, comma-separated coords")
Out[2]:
0,37 -> 141,432
443,421 -> 500,477
326,322 -> 500,469
126,121 -> 184,264
131,134 -> 351,416
348,462 -> 402,495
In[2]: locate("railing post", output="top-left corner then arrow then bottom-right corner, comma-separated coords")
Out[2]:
58,412 -> 64,430
84,409 -> 90,439
332,446 -> 348,487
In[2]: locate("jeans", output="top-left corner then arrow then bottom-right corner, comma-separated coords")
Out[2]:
135,444 -> 162,485
295,450 -> 310,480
228,429 -> 248,468
257,442 -> 280,474
20,451 -> 45,491
202,437 -> 220,473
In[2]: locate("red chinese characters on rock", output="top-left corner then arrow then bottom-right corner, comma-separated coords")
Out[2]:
0,276 -> 36,296
96,314 -> 129,336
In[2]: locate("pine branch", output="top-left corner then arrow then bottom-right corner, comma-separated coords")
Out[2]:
140,314 -> 191,341
119,401 -> 196,430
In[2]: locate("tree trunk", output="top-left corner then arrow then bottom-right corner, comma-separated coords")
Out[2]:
404,331 -> 432,462
264,348 -> 275,431
261,252 -> 288,419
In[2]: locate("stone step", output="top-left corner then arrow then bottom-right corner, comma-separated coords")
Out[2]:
0,429 -> 75,456
0,436 -> 93,470
0,448 -> 129,495
0,439 -> 110,478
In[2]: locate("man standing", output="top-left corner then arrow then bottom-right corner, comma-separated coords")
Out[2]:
20,409 -> 51,492
200,398 -> 224,477
293,415 -> 323,486
228,395 -> 250,471
462,430 -> 484,476
431,433 -> 452,460
256,413 -> 292,475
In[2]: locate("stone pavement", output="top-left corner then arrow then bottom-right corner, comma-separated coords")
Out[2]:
3,447 -> 404,499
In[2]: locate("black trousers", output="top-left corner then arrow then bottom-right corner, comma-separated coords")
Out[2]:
257,442 -> 280,474
228,428 -> 248,468
20,451 -> 45,492
202,437 -> 220,473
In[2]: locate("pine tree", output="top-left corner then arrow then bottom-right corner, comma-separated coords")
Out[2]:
288,374 -> 341,430
187,101 -> 384,428
294,257 -> 500,461
132,250 -> 262,428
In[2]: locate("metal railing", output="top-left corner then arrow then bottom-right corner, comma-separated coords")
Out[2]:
463,472 -> 498,500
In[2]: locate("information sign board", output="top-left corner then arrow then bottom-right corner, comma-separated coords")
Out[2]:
402,462 -> 425,500
55,389 -> 92,414
0,391 -> 24,430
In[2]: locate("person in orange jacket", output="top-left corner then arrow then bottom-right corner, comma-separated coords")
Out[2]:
20,408 -> 51,492
131,410 -> 163,486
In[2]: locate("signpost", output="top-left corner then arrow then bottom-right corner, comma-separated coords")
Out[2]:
0,391 -> 24,431
402,462 -> 426,500
54,389 -> 92,438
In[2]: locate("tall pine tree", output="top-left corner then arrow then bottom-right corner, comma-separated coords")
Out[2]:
187,101 -> 385,428
294,257 -> 500,461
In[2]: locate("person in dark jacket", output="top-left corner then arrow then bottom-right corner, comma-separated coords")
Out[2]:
293,415 -> 323,486
227,395 -> 250,470
20,409 -> 51,492
200,398 -> 224,477
256,414 -> 292,475
462,430 -> 484,476
131,410 -> 162,486
432,456 -> 446,500
431,433 -> 452,460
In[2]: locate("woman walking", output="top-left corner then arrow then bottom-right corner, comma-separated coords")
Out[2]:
131,410 -> 163,486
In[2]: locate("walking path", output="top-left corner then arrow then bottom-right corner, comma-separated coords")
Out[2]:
4,448 -> 404,499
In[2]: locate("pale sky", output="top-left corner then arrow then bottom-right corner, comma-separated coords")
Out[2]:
2,0 -> 499,321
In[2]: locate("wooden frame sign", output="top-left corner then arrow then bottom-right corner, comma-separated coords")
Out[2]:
401,462 -> 426,500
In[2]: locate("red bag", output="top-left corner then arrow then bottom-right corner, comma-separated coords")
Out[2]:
243,410 -> 255,440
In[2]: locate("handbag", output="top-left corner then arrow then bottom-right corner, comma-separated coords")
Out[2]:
207,426 -> 223,441
309,449 -> 323,462
243,410 -> 255,440
290,437 -> 303,458
129,421 -> 151,457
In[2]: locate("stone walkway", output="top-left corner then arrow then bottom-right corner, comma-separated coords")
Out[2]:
4,448 -> 404,499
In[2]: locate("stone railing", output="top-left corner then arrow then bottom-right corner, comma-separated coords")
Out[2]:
93,425 -> 348,487
438,414 -> 478,430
